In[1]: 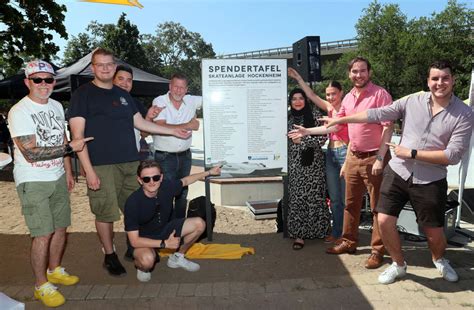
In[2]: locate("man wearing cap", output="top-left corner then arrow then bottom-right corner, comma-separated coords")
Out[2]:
8,60 -> 93,308
151,73 -> 201,219
68,48 -> 191,278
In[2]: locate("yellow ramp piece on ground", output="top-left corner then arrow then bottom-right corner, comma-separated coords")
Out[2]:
160,243 -> 255,259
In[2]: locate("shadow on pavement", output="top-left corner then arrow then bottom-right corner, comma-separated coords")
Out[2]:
2,228 -> 472,309
0,231 -> 372,307
1,232 -> 363,284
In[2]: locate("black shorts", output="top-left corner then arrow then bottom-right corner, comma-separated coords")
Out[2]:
376,165 -> 447,227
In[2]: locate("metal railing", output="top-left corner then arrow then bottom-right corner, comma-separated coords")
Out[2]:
219,38 -> 358,59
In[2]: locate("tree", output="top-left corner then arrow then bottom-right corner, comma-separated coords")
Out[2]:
0,0 -> 68,77
355,1 -> 408,99
423,0 -> 473,99
323,0 -> 473,100
62,33 -> 96,65
143,21 -> 216,93
62,14 -> 148,69
320,50 -> 360,93
101,13 -> 149,68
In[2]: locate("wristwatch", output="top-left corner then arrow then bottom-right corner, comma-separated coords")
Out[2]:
411,149 -> 417,159
64,143 -> 74,155
375,155 -> 384,161
160,240 -> 166,249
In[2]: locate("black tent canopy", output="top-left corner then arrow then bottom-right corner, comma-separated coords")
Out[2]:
0,51 -> 169,101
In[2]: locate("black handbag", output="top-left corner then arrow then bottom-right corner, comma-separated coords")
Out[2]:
187,196 -> 216,241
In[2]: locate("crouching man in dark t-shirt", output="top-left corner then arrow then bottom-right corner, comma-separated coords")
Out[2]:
124,159 -> 221,282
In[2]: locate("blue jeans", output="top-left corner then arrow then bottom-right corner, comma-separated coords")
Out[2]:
154,149 -> 192,219
325,145 -> 347,238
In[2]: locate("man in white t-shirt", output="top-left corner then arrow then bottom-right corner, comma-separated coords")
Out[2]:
152,73 -> 202,219
8,60 -> 92,308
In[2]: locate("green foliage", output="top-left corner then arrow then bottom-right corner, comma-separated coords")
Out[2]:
62,33 -> 96,65
0,0 -> 68,77
101,13 -> 149,69
62,18 -> 215,94
143,21 -> 216,93
323,0 -> 473,100
322,51 -> 360,94
356,1 -> 407,98
62,14 -> 148,68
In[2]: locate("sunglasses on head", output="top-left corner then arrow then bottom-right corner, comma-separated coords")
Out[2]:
28,77 -> 55,84
141,174 -> 161,183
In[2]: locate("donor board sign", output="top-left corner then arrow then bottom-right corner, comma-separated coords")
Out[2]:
202,59 -> 288,177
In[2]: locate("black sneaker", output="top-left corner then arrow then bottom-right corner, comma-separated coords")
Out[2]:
123,248 -> 134,262
103,252 -> 127,277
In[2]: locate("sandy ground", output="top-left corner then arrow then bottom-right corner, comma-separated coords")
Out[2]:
0,174 -> 276,236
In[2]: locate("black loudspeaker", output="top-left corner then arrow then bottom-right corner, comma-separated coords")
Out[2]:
447,189 -> 474,224
292,36 -> 322,82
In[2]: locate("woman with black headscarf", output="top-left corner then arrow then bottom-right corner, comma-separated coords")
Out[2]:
287,88 -> 330,250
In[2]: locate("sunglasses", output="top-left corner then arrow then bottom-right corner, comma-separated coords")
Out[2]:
29,77 -> 55,84
141,174 -> 161,183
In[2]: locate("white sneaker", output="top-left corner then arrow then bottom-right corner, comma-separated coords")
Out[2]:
167,253 -> 200,272
136,269 -> 151,282
433,257 -> 459,282
378,261 -> 407,284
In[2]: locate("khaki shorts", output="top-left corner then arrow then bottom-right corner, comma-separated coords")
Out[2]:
88,161 -> 140,222
16,174 -> 71,237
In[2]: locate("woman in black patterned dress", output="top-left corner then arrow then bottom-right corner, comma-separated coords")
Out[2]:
287,88 -> 330,249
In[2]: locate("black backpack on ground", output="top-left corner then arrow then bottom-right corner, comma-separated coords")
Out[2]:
187,196 -> 216,241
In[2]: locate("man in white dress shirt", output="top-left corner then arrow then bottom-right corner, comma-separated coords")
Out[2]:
152,73 -> 202,219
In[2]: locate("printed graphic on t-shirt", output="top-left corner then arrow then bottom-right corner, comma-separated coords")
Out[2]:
31,110 -> 64,147
120,97 -> 129,106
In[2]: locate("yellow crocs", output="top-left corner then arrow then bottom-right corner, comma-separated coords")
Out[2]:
47,266 -> 80,286
34,282 -> 65,308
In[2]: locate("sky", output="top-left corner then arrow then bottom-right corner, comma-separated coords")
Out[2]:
54,0 -> 462,58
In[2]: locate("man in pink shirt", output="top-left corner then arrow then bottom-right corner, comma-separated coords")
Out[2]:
326,57 -> 393,270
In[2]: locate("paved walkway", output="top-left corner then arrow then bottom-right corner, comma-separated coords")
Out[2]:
6,267 -> 474,309
2,125 -> 474,309
2,228 -> 473,309
6,265 -> 474,309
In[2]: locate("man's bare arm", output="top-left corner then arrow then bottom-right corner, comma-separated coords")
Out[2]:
154,117 -> 200,131
371,124 -> 393,176
14,135 -> 70,162
69,117 -> 101,190
134,113 -> 191,138
181,165 -> 221,187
